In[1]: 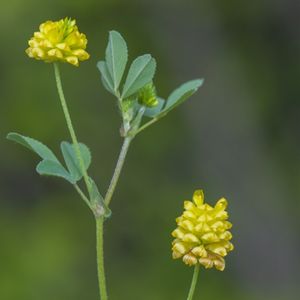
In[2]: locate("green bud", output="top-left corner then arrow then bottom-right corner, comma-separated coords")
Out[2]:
137,82 -> 158,108
121,97 -> 137,123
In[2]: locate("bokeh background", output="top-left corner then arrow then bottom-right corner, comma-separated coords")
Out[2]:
1,0 -> 299,299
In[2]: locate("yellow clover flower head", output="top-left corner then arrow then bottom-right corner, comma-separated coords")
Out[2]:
172,190 -> 234,271
26,18 -> 90,66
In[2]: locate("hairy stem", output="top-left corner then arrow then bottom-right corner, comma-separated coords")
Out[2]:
104,137 -> 132,206
187,264 -> 200,300
53,63 -> 91,193
96,217 -> 108,300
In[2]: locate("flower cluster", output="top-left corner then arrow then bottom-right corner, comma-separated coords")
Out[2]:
172,190 -> 233,271
26,18 -> 89,66
137,82 -> 158,107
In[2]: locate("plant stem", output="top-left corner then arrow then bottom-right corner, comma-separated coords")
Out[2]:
135,117 -> 158,135
104,136 -> 132,206
96,217 -> 108,300
74,184 -> 92,210
95,136 -> 132,300
187,264 -> 200,300
53,63 -> 108,300
53,63 -> 91,193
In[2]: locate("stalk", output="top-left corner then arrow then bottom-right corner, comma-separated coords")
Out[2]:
187,264 -> 200,300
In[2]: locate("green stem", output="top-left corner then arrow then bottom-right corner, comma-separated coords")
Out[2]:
135,117 -> 158,135
96,217 -> 108,300
187,264 -> 200,300
53,63 -> 108,300
104,136 -> 132,206
53,63 -> 91,193
74,184 -> 92,210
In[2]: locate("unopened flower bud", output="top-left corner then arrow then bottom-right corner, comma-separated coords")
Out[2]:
137,83 -> 158,107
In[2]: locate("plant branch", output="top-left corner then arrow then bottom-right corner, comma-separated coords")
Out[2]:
104,136 -> 132,206
74,184 -> 92,210
135,117 -> 158,135
53,62 -> 91,194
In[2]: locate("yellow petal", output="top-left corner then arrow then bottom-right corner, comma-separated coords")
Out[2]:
183,211 -> 196,219
66,56 -> 79,66
201,232 -> 219,243
171,228 -> 185,239
180,220 -> 194,231
219,231 -> 232,241
213,247 -> 227,256
183,233 -> 199,243
215,198 -> 227,209
215,210 -> 228,220
194,223 -> 203,233
211,221 -> 224,231
193,190 -> 204,206
197,214 -> 207,222
191,245 -> 207,257
56,43 -> 68,50
183,253 -> 198,266
31,47 -> 45,58
28,39 -> 39,48
214,256 -> 225,271
72,49 -> 89,60
199,257 -> 214,269
172,242 -> 186,255
225,242 -> 234,251
184,201 -> 195,211
34,32 -> 44,39
48,49 -> 63,58
172,250 -> 182,259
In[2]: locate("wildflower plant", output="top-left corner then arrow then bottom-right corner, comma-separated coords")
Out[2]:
7,17 -> 233,300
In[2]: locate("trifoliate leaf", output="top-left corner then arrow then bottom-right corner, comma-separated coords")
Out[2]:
7,132 -> 74,183
7,132 -> 59,162
161,79 -> 204,115
60,141 -> 91,182
122,54 -> 156,99
105,31 -> 128,92
97,61 -> 115,95
36,160 -> 73,183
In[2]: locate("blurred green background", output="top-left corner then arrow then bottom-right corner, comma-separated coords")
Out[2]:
1,0 -> 299,299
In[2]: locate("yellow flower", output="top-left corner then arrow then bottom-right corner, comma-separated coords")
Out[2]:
26,18 -> 90,66
171,190 -> 234,271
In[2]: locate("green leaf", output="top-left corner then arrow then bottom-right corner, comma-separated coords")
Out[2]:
36,160 -> 74,183
136,79 -> 204,134
161,79 -> 204,115
144,97 -> 165,118
97,61 -> 115,94
105,31 -> 128,92
7,132 -> 59,162
7,132 -> 73,183
60,141 -> 91,182
88,178 -> 112,218
122,54 -> 156,99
